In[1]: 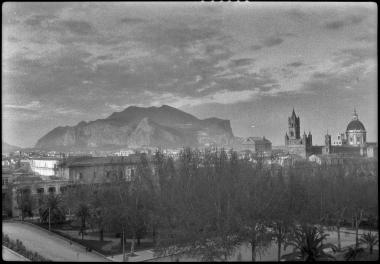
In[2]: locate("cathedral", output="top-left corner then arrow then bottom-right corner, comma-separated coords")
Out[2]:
284,108 -> 313,158
332,109 -> 366,146
323,109 -> 374,157
281,108 -> 377,160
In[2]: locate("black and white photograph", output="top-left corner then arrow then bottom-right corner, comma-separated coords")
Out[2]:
2,1 -> 378,262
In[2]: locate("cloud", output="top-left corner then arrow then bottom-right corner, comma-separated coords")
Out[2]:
333,48 -> 376,68
4,100 -> 41,110
252,36 -> 286,50
230,58 -> 255,67
251,45 -> 262,51
54,107 -> 82,115
61,20 -> 95,35
262,37 -> 284,47
324,15 -> 365,30
147,90 -> 261,108
287,61 -> 304,67
120,17 -> 146,24
136,23 -> 222,49
8,36 -> 20,42
286,8 -> 309,22
24,14 -> 56,26
302,58 -> 375,97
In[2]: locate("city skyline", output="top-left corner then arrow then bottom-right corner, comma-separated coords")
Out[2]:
3,2 -> 377,148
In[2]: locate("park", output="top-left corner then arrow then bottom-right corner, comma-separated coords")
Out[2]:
3,149 -> 379,261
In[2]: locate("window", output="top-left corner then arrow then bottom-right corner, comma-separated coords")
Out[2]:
2,178 -> 8,186
48,187 -> 56,193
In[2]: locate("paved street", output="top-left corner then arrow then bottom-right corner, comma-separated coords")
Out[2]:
2,221 -> 109,262
2,246 -> 30,261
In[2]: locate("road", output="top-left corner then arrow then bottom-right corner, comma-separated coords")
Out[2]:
2,221 -> 110,262
2,246 -> 30,261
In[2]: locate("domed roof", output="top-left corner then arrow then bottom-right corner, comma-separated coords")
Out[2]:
346,120 -> 365,131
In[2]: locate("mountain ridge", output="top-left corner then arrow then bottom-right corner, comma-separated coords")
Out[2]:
2,141 -> 21,153
35,105 -> 234,151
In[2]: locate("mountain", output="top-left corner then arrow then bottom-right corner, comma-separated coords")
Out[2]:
35,105 -> 234,150
2,141 -> 21,153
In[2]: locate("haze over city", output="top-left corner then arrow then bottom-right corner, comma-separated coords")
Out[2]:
2,2 -> 377,148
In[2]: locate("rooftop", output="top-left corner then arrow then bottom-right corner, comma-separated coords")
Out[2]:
68,155 -> 141,167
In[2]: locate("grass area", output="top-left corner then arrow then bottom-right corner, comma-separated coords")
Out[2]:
335,248 -> 379,261
30,221 -> 155,256
2,233 -> 51,261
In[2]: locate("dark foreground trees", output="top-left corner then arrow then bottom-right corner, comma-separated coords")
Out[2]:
59,149 -> 377,261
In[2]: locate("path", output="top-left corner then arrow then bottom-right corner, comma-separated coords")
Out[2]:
2,221 -> 110,262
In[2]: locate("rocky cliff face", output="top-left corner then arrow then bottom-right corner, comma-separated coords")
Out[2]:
35,105 -> 234,150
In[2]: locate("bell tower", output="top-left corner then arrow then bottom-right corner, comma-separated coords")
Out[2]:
324,132 -> 331,154
288,108 -> 300,139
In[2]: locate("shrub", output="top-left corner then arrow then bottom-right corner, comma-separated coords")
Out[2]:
2,233 -> 52,261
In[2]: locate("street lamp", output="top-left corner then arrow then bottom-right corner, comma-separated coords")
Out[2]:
49,207 -> 51,231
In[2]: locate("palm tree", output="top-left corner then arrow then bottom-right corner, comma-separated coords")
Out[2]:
39,194 -> 65,225
359,231 -> 378,254
344,246 -> 365,261
75,203 -> 90,240
282,225 -> 337,261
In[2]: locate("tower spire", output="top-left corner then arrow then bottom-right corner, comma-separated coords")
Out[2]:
353,108 -> 358,120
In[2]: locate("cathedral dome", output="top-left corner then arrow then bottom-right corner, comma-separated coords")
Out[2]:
346,120 -> 365,131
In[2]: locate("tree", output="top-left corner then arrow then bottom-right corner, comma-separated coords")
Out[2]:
344,246 -> 365,261
76,203 -> 90,240
283,224 -> 337,261
128,153 -> 156,255
235,153 -> 274,261
39,194 -> 65,225
2,188 -> 13,217
16,188 -> 34,220
319,166 -> 348,251
269,170 -> 293,261
88,186 -> 108,241
155,148 -> 242,261
359,232 -> 378,255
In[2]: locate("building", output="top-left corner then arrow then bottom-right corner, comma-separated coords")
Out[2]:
66,156 -> 141,184
114,149 -> 135,157
284,109 -> 313,158
55,156 -> 94,180
308,154 -> 344,166
241,137 -> 272,154
332,109 -> 366,146
324,109 -> 375,157
366,143 -> 378,158
2,168 -> 13,190
9,176 -> 70,218
162,148 -> 182,160
233,136 -> 272,155
29,157 -> 61,178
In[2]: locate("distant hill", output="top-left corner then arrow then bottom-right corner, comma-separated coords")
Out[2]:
2,141 -> 21,153
35,105 -> 234,151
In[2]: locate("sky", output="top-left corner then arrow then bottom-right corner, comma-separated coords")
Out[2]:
2,2 -> 377,148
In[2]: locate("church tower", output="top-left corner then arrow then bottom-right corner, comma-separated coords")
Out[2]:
324,132 -> 332,154
288,108 -> 300,139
